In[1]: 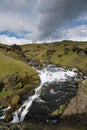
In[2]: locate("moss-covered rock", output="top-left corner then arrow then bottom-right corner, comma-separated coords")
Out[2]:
0,47 -> 40,121
50,104 -> 67,117
11,95 -> 20,106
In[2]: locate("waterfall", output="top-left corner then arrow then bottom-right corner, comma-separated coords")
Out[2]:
10,64 -> 77,123
0,64 -> 78,123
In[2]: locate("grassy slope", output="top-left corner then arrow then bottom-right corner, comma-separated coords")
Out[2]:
0,42 -> 86,127
0,42 -> 87,125
0,51 -> 37,78
21,41 -> 87,125
0,43 -> 40,78
22,41 -> 87,75
0,44 -> 40,110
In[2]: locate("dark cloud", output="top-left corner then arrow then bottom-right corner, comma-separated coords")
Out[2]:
36,0 -> 87,41
0,0 -> 87,43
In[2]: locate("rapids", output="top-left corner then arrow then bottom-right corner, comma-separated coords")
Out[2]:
11,64 -> 77,123
0,64 -> 79,123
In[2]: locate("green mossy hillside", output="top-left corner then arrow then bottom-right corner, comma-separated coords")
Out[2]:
0,51 -> 38,78
0,41 -> 87,122
0,47 -> 40,121
22,41 -> 87,75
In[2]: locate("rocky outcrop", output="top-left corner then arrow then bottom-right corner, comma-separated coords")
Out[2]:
0,42 -> 87,128
10,44 -> 22,52
62,79 -> 87,117
0,71 -> 40,122
72,46 -> 87,56
24,80 -> 78,123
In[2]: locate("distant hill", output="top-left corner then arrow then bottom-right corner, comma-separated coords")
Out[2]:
22,41 -> 87,76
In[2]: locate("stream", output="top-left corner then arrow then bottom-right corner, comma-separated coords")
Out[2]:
0,64 -> 83,123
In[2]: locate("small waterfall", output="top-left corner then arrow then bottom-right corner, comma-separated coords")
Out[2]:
0,106 -> 11,120
10,64 -> 77,123
0,64 -> 78,123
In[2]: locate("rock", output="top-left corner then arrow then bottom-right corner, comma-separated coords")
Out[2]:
72,45 -> 78,52
0,82 -> 4,91
46,49 -> 55,56
0,70 -> 40,120
4,113 -> 13,122
78,50 -> 87,57
40,81 -> 78,103
25,80 -> 78,122
62,79 -> 87,117
11,44 -> 22,52
50,104 -> 67,117
29,60 -> 41,68
64,47 -> 70,55
58,53 -> 64,57
24,101 -> 49,121
41,62 -> 47,68
72,45 -> 87,56
76,79 -> 82,84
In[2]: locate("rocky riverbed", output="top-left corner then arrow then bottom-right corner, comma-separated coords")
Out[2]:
0,64 -> 85,125
0,42 -> 87,129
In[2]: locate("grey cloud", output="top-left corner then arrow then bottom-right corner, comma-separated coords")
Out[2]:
0,0 -> 34,12
0,0 -> 38,34
35,0 -> 87,41
0,0 -> 87,42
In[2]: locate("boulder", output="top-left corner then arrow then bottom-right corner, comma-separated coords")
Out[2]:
11,44 -> 22,52
24,80 -> 78,122
62,79 -> 87,117
4,113 -> 13,122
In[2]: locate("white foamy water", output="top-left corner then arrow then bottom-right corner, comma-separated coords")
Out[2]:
9,65 -> 77,123
0,106 -> 11,119
37,65 -> 76,84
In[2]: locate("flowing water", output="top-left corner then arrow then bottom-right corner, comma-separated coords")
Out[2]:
0,64 -> 79,123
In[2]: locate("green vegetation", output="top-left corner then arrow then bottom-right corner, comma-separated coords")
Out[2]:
0,52 -> 29,77
22,41 -> 87,75
0,43 -> 40,115
11,95 -> 20,105
0,41 -> 87,123
0,90 -> 13,99
0,41 -> 87,128
50,104 -> 66,117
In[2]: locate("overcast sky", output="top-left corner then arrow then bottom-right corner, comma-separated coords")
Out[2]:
0,0 -> 87,44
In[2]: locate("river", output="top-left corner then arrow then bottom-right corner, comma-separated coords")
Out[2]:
0,64 -> 81,123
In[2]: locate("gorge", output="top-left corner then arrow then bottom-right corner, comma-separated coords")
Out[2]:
0,41 -> 87,130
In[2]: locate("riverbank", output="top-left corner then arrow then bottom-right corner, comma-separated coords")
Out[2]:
0,41 -> 87,129
22,41 -> 87,76
0,43 -> 40,122
0,116 -> 87,130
